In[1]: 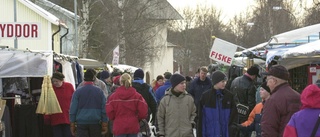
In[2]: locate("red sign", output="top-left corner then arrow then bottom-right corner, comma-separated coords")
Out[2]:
0,23 -> 40,39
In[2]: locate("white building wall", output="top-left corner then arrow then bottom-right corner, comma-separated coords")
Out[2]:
143,23 -> 174,83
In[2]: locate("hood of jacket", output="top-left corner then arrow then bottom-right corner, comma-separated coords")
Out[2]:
115,86 -> 137,100
301,84 -> 320,109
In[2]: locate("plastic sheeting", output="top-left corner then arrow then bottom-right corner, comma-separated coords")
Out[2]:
0,50 -> 53,78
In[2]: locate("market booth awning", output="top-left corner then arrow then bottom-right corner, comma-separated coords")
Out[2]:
0,50 -> 53,78
278,40 -> 320,69
77,58 -> 106,69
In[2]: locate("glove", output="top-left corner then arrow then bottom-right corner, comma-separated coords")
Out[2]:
101,122 -> 108,135
70,123 -> 76,136
236,123 -> 246,131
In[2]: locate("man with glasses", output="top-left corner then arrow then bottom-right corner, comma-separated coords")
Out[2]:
261,65 -> 301,137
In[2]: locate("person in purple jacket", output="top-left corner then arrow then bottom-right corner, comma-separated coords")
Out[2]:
283,83 -> 320,137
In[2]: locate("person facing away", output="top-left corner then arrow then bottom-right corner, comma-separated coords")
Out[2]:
69,69 -> 108,137
151,75 -> 164,92
155,72 -> 172,104
44,72 -> 74,137
131,69 -> 157,125
78,68 -> 108,99
188,66 -> 212,109
237,82 -> 271,137
106,73 -> 148,137
185,76 -> 193,91
99,70 -> 112,95
157,73 -> 196,137
230,65 -> 260,137
197,71 -> 238,137
225,74 -> 238,91
261,64 -> 301,137
283,83 -> 320,137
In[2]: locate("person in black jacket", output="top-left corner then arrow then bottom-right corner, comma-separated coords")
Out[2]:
230,65 -> 260,137
131,69 -> 157,126
197,71 -> 238,137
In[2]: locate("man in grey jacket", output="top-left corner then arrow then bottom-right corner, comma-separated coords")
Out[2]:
157,74 -> 196,137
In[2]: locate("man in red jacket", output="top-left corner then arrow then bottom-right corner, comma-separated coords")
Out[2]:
45,72 -> 74,137
261,65 -> 301,137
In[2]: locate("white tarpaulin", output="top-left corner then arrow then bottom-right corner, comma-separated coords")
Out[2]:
233,57 -> 265,67
278,40 -> 320,69
282,40 -> 320,58
0,50 -> 53,78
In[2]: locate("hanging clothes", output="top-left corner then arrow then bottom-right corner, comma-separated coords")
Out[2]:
59,61 -> 76,89
13,104 -> 39,137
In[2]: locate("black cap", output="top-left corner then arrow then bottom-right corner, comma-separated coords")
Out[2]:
247,66 -> 261,77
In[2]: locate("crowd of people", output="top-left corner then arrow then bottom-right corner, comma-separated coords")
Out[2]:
44,64 -> 320,137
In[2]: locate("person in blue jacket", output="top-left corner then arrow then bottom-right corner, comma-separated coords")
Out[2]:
197,71 -> 238,137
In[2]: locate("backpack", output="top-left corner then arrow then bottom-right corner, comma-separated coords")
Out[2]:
132,82 -> 153,113
138,119 -> 151,137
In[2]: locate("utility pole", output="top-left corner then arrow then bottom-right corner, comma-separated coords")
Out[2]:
14,0 -> 18,49
74,0 -> 78,56
268,0 -> 274,38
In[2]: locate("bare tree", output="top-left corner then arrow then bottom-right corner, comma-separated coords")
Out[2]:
168,5 -> 231,75
303,1 -> 320,25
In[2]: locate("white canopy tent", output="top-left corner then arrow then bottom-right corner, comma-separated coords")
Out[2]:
238,23 -> 320,55
269,23 -> 320,44
77,58 -> 106,69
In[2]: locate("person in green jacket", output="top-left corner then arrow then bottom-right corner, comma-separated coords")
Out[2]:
157,73 -> 196,137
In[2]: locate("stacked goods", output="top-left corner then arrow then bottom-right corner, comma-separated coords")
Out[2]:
36,75 -> 62,114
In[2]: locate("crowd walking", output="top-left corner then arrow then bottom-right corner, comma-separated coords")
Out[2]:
37,64 -> 320,137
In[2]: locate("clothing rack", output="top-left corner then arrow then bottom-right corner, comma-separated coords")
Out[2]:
1,97 -> 21,100
53,52 -> 78,62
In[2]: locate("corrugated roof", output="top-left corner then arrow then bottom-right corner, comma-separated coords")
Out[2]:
19,0 -> 60,25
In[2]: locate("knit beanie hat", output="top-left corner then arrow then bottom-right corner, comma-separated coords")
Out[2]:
260,82 -> 271,93
170,73 -> 186,89
52,72 -> 65,81
211,71 -> 227,85
100,71 -> 110,79
133,69 -> 144,79
84,68 -> 96,81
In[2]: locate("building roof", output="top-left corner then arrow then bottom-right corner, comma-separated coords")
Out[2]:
144,0 -> 183,20
35,0 -> 79,21
19,0 -> 60,25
